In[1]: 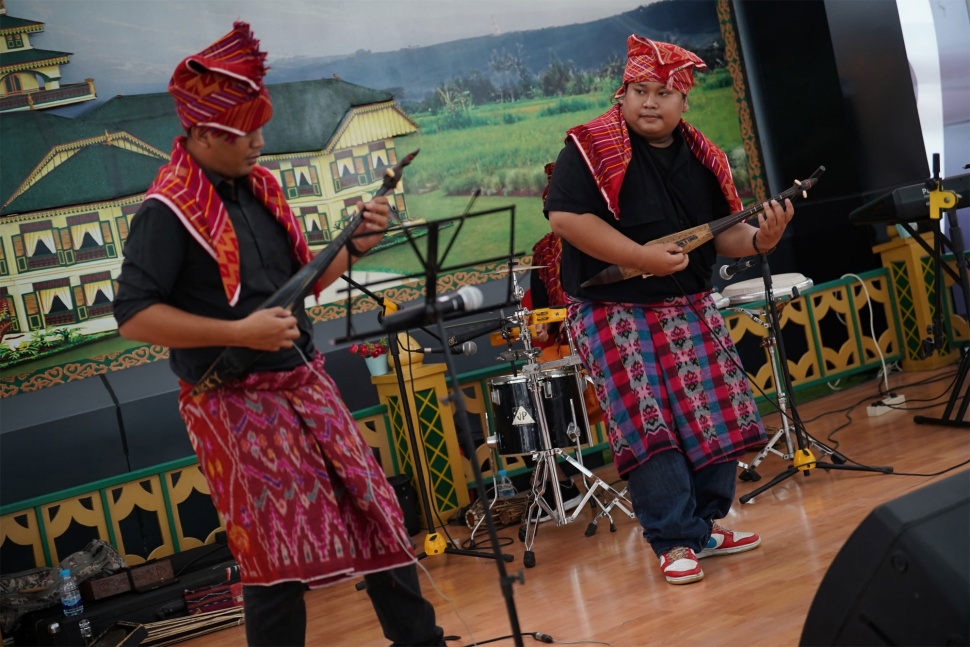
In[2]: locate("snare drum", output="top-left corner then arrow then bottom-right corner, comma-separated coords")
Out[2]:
722,273 -> 813,306
487,368 -> 591,455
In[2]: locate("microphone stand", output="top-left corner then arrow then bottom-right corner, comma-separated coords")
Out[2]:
738,254 -> 893,504
338,275 -> 504,562
380,221 -> 526,646
334,210 -> 525,647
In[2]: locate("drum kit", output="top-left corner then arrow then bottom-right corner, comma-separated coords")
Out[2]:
471,264 -> 634,568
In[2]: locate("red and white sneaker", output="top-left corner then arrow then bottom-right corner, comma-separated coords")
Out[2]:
658,546 -> 704,584
697,523 -> 761,558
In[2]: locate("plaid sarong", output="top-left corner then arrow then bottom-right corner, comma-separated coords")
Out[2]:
567,293 -> 765,475
177,354 -> 415,587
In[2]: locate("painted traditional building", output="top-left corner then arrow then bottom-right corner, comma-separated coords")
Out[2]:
0,0 -> 96,113
0,78 -> 418,349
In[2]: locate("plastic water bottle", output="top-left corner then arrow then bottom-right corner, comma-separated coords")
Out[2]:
495,470 -> 517,498
59,569 -> 83,617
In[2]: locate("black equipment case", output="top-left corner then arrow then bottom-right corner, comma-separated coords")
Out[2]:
12,543 -> 238,646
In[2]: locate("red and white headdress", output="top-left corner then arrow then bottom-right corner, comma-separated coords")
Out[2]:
168,21 -> 273,136
615,34 -> 707,99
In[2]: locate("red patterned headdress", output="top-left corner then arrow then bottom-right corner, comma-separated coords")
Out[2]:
614,34 -> 707,99
168,21 -> 273,136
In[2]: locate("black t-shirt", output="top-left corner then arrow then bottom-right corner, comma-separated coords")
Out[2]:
112,176 -> 315,384
544,127 -> 730,303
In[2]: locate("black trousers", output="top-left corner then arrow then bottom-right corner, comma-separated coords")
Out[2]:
242,564 -> 444,646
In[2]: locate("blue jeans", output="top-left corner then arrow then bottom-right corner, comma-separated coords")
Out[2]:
626,449 -> 738,556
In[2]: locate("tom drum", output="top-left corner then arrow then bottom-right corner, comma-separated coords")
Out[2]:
487,368 -> 591,455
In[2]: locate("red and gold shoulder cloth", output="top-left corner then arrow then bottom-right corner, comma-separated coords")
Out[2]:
146,137 -> 315,306
566,104 -> 743,219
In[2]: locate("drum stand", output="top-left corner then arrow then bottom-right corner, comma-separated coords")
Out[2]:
737,258 -> 893,504
734,301 -> 840,482
487,264 -> 633,567
509,338 -> 634,568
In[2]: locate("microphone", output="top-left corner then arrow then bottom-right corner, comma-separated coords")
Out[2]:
446,318 -> 508,347
381,285 -> 484,333
719,257 -> 758,281
422,341 -> 478,356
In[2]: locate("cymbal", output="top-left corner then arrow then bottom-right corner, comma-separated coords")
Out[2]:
487,265 -> 548,275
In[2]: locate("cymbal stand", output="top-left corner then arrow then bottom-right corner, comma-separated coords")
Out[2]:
738,258 -> 893,504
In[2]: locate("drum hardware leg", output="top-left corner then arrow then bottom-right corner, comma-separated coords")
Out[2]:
518,448 -> 561,568
735,259 -> 894,505
468,444 -> 505,547
552,448 -> 636,530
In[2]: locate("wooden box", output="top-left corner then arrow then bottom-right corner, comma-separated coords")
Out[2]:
80,571 -> 131,602
127,558 -> 175,591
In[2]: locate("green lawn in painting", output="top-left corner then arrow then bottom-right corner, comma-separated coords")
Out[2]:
354,192 -> 548,276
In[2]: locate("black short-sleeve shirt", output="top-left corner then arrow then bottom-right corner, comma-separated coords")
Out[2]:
544,127 -> 730,303
112,177 -> 315,384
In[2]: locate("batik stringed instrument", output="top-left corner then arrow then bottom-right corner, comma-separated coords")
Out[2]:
580,166 -> 825,288
191,149 -> 419,395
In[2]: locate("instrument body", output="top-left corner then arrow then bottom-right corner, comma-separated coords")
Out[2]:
192,150 -> 419,395
580,167 -> 825,288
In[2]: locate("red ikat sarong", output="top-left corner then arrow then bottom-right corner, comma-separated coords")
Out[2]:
177,354 -> 415,587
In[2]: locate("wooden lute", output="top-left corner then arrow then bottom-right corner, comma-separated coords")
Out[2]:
191,149 -> 419,395
580,166 -> 825,288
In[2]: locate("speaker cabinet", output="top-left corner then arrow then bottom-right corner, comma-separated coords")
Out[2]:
800,470 -> 969,645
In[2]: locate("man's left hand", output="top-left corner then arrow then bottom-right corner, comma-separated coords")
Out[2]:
755,198 -> 794,250
354,196 -> 390,254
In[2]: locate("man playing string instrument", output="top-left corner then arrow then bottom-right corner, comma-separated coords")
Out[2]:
546,35 -> 794,585
112,22 -> 443,645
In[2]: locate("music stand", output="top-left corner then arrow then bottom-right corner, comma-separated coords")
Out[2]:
737,256 -> 893,504
339,208 -> 531,646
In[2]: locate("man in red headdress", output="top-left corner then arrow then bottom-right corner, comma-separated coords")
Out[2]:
113,22 -> 443,645
546,35 -> 795,585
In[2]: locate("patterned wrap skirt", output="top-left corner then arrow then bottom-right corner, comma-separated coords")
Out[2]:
566,292 -> 766,476
177,353 -> 414,587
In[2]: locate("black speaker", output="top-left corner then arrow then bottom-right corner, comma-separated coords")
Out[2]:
800,470 -> 970,646
388,474 -> 421,536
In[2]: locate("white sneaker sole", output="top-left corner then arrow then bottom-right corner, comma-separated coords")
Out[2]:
664,570 -> 705,584
697,536 -> 762,559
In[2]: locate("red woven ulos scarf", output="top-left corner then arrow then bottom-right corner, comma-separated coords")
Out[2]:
145,137 -> 317,305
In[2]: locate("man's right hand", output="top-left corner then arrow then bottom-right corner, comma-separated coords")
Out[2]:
638,242 -> 690,277
236,307 -> 300,351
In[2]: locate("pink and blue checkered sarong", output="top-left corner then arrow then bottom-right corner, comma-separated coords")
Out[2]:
567,292 -> 766,476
